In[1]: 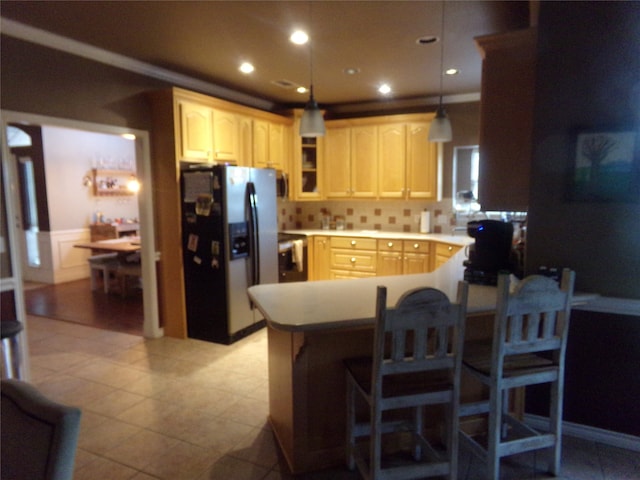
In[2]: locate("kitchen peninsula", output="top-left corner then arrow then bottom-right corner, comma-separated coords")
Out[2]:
248,248 -> 499,473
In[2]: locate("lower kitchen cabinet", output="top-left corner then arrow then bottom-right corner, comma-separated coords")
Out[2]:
329,236 -> 377,279
434,242 -> 462,270
306,235 -> 464,282
402,240 -> 432,274
310,236 -> 331,280
377,239 -> 404,276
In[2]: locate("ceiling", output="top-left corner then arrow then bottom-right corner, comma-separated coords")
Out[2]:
0,1 -> 531,113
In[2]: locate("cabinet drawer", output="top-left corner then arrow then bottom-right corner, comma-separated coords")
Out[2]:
331,237 -> 377,250
330,270 -> 376,280
377,239 -> 403,252
402,240 -> 432,254
435,242 -> 461,258
330,249 -> 377,272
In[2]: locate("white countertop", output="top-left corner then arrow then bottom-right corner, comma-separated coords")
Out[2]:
249,245 -> 603,332
282,229 -> 473,247
249,249 -> 498,332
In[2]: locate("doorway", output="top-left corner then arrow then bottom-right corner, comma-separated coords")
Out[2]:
1,110 -> 162,339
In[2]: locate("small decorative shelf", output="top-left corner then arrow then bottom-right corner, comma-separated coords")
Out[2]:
92,169 -> 135,196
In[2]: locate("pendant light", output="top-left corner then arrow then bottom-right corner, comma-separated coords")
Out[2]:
428,1 -> 452,143
299,3 -> 325,137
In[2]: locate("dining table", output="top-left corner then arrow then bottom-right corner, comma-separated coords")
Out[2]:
74,236 -> 141,255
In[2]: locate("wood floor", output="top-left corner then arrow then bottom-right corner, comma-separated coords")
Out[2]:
24,278 -> 144,336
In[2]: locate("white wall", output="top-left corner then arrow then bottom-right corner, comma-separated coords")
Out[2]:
42,125 -> 139,230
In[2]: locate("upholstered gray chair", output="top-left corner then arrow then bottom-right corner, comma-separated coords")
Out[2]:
1,379 -> 82,480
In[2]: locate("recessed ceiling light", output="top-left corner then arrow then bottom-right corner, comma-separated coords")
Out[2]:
343,67 -> 361,75
239,62 -> 254,74
378,83 -> 392,95
297,86 -> 308,94
290,30 -> 309,45
445,68 -> 459,75
416,35 -> 438,45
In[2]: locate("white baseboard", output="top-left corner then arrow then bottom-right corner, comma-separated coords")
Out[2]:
524,413 -> 640,452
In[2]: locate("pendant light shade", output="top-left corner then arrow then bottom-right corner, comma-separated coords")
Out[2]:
428,1 -> 452,143
299,86 -> 325,137
428,102 -> 452,142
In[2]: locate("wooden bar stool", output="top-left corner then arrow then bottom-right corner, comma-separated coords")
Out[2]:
344,282 -> 468,480
459,269 -> 575,480
1,321 -> 24,379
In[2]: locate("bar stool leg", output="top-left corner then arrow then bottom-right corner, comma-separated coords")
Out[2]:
1,321 -> 24,380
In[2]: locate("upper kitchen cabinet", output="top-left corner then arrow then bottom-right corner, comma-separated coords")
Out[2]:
378,114 -> 439,200
253,119 -> 288,171
324,122 -> 377,199
406,122 -> 439,199
177,100 -> 213,162
236,114 -> 253,167
292,111 -> 324,200
212,109 -> 238,163
378,122 -> 406,198
476,28 -> 537,211
176,100 -> 240,164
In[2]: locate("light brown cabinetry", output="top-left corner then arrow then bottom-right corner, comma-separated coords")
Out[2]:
329,237 -> 377,279
212,109 -> 238,162
378,120 -> 439,200
434,242 -> 462,270
308,236 -> 459,280
253,119 -> 286,170
324,124 -> 377,198
177,100 -> 213,162
376,239 -> 404,276
177,101 -> 246,164
292,111 -> 323,200
323,126 -> 350,198
311,236 -> 331,280
253,120 -> 287,170
476,28 -> 536,211
324,114 -> 437,200
406,123 -> 439,199
402,240 -> 432,274
378,123 -> 406,198
236,114 -> 253,166
377,239 -> 433,276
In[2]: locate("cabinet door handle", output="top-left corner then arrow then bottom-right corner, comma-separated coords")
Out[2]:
387,242 -> 393,248
351,240 -> 357,246
350,257 -> 356,263
413,243 -> 419,250
448,246 -> 453,252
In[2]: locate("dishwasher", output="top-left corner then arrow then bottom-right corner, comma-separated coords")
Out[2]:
277,233 -> 308,283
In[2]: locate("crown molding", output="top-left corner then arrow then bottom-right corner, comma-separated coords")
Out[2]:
0,17 -> 277,112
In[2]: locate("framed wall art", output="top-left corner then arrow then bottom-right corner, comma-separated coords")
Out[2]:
570,129 -> 639,202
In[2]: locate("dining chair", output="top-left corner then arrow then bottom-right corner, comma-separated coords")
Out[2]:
459,269 -> 575,480
345,282 -> 468,480
88,252 -> 120,293
1,379 -> 82,480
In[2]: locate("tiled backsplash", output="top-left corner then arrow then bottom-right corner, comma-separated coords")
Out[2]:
277,199 -> 457,233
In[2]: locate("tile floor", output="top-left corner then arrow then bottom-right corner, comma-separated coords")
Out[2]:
18,315 -> 640,479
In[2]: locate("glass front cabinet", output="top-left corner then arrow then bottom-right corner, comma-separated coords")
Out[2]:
292,111 -> 323,200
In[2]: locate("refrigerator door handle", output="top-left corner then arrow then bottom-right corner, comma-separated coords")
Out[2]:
247,182 -> 260,288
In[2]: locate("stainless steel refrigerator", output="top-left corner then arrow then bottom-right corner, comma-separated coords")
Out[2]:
180,165 -> 278,344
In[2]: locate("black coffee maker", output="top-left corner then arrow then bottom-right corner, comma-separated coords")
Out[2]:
464,220 -> 514,285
